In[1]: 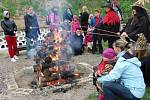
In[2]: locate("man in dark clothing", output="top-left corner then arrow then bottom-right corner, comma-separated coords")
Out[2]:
1,11 -> 18,62
63,7 -> 73,22
24,7 -> 40,59
80,6 -> 89,36
94,2 -> 120,49
92,9 -> 103,54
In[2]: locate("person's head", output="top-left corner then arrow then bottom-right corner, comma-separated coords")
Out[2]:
3,11 -> 10,18
113,0 -> 119,6
52,6 -> 59,14
104,2 -> 114,13
82,6 -> 88,12
76,28 -> 82,36
73,15 -> 78,21
27,7 -> 33,14
89,14 -> 94,19
113,39 -> 129,54
94,9 -> 101,17
102,48 -> 116,61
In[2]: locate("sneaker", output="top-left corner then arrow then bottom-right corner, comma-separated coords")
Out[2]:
14,55 -> 19,60
11,58 -> 16,62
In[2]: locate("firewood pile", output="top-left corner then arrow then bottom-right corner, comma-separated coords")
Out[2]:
32,31 -> 84,89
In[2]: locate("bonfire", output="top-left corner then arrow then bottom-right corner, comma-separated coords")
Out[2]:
33,29 -> 83,90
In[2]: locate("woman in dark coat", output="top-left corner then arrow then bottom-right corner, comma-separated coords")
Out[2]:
94,2 -> 120,49
120,1 -> 150,87
80,6 -> 89,36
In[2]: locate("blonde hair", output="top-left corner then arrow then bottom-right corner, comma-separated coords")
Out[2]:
82,6 -> 88,12
113,39 -> 130,50
95,9 -> 102,13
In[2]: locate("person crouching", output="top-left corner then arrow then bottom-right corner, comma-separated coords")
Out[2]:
93,48 -> 116,100
70,28 -> 84,55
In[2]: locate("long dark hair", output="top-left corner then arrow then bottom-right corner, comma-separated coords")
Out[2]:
132,6 -> 150,23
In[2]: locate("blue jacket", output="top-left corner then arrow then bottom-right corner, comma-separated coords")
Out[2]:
89,16 -> 103,27
98,51 -> 146,98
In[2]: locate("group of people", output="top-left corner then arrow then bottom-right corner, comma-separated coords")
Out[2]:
92,0 -> 150,100
1,0 -> 150,100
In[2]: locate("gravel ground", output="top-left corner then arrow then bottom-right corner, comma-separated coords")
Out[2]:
0,51 -> 101,100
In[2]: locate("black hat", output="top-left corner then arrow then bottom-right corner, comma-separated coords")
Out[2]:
103,2 -> 113,9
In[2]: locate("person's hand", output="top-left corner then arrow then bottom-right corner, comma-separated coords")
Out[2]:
14,31 -> 16,34
121,32 -> 128,37
95,70 -> 101,77
116,32 -> 120,35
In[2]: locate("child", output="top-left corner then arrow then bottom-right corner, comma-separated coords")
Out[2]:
93,48 -> 116,100
83,27 -> 93,51
70,15 -> 80,33
69,28 -> 84,55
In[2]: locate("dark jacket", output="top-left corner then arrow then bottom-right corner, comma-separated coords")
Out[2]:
63,8 -> 73,22
121,16 -> 150,42
24,14 -> 40,39
1,18 -> 17,36
80,12 -> 89,27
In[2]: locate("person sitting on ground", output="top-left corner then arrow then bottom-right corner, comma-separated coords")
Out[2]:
97,39 -> 146,100
93,48 -> 116,100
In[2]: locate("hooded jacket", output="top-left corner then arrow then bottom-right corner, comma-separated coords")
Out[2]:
71,16 -> 80,33
98,51 -> 146,98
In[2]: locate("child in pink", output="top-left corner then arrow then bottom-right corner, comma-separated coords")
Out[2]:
71,15 -> 80,33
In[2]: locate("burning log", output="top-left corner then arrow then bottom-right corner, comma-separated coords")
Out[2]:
32,29 -> 86,89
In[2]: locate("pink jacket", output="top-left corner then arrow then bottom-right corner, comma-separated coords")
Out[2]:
48,12 -> 60,30
71,15 -> 80,33
83,32 -> 93,46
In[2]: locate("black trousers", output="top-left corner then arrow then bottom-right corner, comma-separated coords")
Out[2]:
92,34 -> 103,54
140,56 -> 150,87
81,26 -> 88,36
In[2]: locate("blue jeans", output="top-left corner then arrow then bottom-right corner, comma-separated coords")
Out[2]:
102,81 -> 140,100
26,37 -> 38,58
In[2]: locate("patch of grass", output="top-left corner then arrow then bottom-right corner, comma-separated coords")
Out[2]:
86,88 -> 150,100
85,92 -> 98,100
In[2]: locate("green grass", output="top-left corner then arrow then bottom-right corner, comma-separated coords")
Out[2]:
86,88 -> 150,100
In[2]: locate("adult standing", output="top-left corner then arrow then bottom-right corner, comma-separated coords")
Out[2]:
98,39 -> 146,100
80,6 -> 89,36
112,0 -> 123,21
1,11 -> 18,62
94,2 -> 120,49
63,6 -> 73,22
47,7 -> 61,31
120,1 -> 150,86
24,7 -> 40,59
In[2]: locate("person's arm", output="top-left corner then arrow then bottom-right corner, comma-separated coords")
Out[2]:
34,15 -> 40,34
13,20 -> 17,31
97,59 -> 128,83
24,15 -> 30,28
128,17 -> 147,37
1,21 -> 12,32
